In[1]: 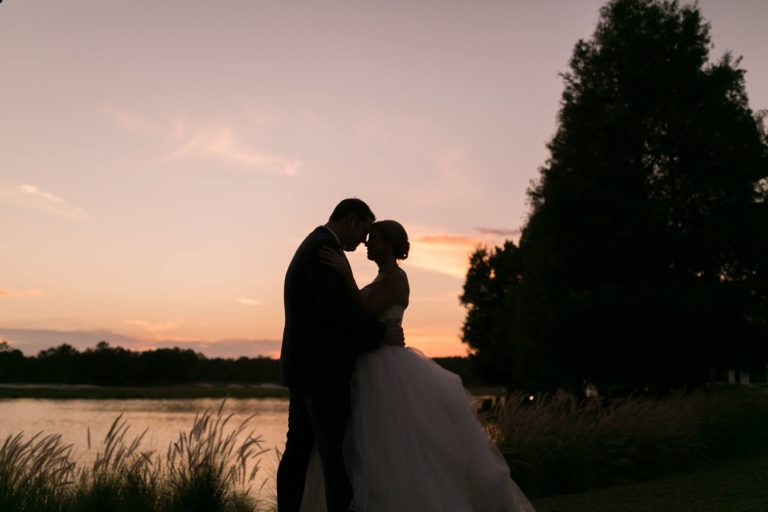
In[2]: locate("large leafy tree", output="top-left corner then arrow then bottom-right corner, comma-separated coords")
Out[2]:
460,242 -> 523,385
462,0 -> 768,393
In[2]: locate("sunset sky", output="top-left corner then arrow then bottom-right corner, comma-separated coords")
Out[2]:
1,0 -> 766,358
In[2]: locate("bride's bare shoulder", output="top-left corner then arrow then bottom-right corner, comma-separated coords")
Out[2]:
383,266 -> 409,286
384,267 -> 410,305
397,267 -> 410,288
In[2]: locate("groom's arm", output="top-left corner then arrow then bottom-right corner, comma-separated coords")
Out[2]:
305,240 -> 386,354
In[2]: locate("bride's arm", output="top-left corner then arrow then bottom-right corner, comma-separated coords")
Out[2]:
318,247 -> 405,347
318,248 -> 410,316
318,247 -> 369,311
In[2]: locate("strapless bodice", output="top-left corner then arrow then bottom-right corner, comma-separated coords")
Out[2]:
361,278 -> 405,324
379,304 -> 405,324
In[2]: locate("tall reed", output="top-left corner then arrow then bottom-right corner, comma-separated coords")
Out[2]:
165,402 -> 267,512
0,402 -> 270,512
0,431 -> 75,512
490,387 -> 768,497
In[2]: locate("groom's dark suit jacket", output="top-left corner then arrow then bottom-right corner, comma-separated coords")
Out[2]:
281,226 -> 386,391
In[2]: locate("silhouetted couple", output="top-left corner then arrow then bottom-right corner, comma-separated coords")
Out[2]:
277,199 -> 535,512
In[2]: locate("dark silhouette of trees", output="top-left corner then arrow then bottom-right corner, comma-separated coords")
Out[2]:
461,0 -> 768,393
36,344 -> 83,384
0,341 -> 474,387
0,342 -> 282,386
137,347 -> 202,384
0,341 -> 25,382
460,242 -> 523,385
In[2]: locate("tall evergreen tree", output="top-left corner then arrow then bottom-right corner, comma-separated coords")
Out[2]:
462,0 -> 768,393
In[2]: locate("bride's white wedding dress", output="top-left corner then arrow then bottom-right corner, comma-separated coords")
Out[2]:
300,286 -> 535,512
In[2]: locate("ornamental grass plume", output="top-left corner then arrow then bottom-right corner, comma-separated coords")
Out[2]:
0,401 -> 271,512
490,388 -> 768,498
0,431 -> 75,511
165,401 -> 268,512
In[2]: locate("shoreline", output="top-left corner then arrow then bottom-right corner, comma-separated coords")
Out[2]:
0,384 -> 291,399
0,384 -> 505,400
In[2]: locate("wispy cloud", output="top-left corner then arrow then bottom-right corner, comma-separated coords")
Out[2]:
166,338 -> 282,359
404,227 -> 518,278
235,298 -> 261,306
163,125 -> 299,176
475,227 -> 520,237
415,234 -> 481,247
405,329 -> 468,357
123,320 -> 180,336
0,327 -> 281,358
107,108 -> 299,176
0,184 -> 88,221
407,233 -> 487,278
0,289 -> 45,298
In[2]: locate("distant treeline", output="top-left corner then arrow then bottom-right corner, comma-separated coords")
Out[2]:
0,341 -> 474,386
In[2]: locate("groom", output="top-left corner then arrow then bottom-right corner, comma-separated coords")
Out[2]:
277,198 -> 400,512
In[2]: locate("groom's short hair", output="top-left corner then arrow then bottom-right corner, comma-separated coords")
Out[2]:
329,198 -> 375,223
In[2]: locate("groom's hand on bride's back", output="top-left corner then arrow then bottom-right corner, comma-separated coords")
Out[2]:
382,320 -> 405,347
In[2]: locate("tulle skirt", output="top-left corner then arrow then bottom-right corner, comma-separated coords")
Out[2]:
300,345 -> 535,512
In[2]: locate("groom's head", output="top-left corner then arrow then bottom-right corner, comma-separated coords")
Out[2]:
327,198 -> 376,251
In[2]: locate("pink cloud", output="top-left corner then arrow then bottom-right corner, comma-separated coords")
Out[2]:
0,327 -> 280,358
415,234 -> 482,246
474,227 -> 520,237
163,125 -> 299,176
405,227 -> 518,278
0,184 -> 87,221
107,108 -> 299,176
235,298 -> 261,306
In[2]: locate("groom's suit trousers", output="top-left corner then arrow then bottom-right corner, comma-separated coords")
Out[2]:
277,385 -> 353,512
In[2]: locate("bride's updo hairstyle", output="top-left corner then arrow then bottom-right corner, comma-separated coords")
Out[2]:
372,220 -> 410,260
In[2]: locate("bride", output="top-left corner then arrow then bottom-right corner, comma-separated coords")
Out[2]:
300,220 -> 535,512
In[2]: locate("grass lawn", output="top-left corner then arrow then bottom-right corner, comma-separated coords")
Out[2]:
532,451 -> 768,512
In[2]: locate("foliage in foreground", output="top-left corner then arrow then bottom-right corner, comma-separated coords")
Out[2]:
3,389 -> 768,509
491,387 -> 768,498
0,403 -> 271,512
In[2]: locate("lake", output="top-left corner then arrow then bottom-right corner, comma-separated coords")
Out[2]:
0,393 -> 494,501
0,398 -> 289,497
